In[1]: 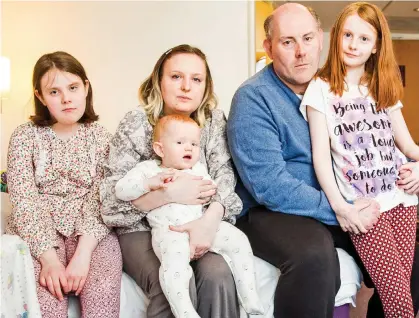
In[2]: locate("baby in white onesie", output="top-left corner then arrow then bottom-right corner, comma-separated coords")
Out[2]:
115,115 -> 264,318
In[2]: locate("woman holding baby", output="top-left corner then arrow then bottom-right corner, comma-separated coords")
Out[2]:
100,44 -> 243,318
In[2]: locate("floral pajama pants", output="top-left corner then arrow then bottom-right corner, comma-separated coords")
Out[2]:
32,232 -> 122,318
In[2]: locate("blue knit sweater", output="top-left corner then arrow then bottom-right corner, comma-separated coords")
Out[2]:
227,64 -> 338,225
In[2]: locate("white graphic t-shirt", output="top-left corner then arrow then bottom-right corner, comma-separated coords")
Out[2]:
300,78 -> 417,212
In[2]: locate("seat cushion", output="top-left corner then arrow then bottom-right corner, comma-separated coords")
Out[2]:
68,249 -> 361,318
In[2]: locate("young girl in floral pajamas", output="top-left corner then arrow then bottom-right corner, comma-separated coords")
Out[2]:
301,2 -> 419,317
6,51 -> 122,318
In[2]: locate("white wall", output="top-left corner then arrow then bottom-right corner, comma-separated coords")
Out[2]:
319,31 -> 330,67
1,1 -> 251,168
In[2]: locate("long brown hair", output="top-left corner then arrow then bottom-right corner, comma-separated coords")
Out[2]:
31,51 -> 98,126
317,2 -> 402,110
138,44 -> 217,127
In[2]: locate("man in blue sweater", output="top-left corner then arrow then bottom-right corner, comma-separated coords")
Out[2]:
227,3 -> 419,318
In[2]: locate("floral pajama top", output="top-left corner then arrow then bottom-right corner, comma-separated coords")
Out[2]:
100,107 -> 243,235
6,122 -> 111,259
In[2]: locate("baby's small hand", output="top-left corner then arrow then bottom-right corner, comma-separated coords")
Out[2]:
163,177 -> 173,183
148,171 -> 175,191
165,170 -> 189,183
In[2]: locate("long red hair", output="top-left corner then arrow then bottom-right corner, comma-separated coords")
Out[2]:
317,2 -> 402,110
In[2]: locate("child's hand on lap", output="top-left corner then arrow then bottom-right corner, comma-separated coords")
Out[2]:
65,252 -> 91,296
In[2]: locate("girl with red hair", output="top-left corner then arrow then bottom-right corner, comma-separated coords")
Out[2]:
301,2 -> 419,317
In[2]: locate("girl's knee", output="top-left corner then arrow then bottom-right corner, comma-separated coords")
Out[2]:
81,275 -> 121,300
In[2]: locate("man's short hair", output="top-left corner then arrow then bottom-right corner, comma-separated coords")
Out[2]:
264,5 -> 321,40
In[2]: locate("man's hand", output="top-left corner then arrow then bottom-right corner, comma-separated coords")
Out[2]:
334,199 -> 380,234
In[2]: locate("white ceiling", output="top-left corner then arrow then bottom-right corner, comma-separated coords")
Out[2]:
270,1 -> 419,34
